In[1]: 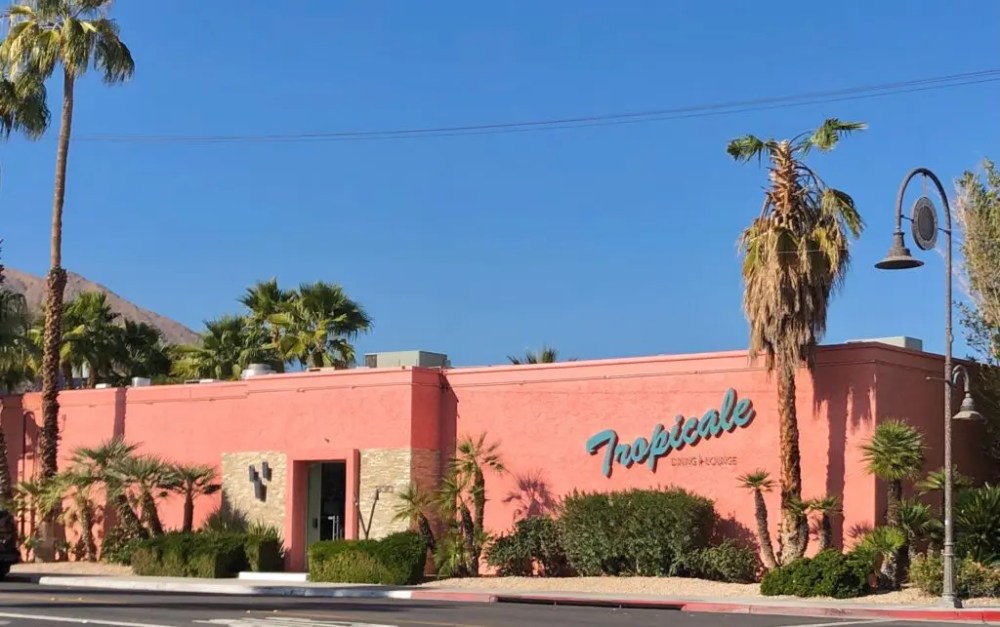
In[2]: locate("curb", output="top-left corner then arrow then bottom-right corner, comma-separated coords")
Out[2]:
16,575 -> 1000,622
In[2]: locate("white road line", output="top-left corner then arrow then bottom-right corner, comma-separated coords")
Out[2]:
0,611 -> 176,627
781,620 -> 892,627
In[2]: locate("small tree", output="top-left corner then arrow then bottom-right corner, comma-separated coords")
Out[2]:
738,470 -> 778,570
169,464 -> 220,533
860,419 -> 925,588
438,432 -> 505,576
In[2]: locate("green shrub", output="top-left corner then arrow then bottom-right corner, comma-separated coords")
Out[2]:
760,551 -> 870,599
245,523 -> 285,572
100,525 -> 143,566
131,531 -> 249,578
690,540 -> 760,583
909,554 -> 1000,598
486,516 -> 571,577
559,488 -> 716,576
309,531 -> 427,585
956,484 -> 1000,565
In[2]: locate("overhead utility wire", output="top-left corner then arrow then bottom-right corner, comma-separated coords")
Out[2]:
76,69 -> 1000,145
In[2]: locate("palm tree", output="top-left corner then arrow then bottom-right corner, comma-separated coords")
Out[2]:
738,469 -> 778,570
0,70 -> 47,138
240,279 -> 294,372
60,292 -> 120,387
0,288 -> 36,394
860,419 -> 924,587
507,345 -> 576,365
807,496 -> 841,552
449,432 -> 505,575
71,437 -> 146,541
109,454 -> 174,536
269,281 -> 372,369
1,0 -> 134,480
54,468 -> 98,561
393,482 -> 437,552
112,319 -> 171,384
172,315 -> 269,381
861,420 -> 925,527
729,118 -> 865,563
169,463 -> 220,533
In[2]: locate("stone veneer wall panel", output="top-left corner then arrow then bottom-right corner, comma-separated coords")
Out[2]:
221,451 -> 287,533
359,448 -> 439,540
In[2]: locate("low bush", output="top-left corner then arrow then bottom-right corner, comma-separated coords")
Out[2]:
309,531 -> 427,585
99,525 -> 143,566
909,554 -> 1000,598
244,523 -> 285,572
486,516 -> 572,577
689,540 -> 760,583
559,488 -> 717,576
760,550 -> 870,599
131,531 -> 250,578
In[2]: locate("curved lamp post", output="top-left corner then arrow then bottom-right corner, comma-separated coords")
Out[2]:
875,167 -> 985,608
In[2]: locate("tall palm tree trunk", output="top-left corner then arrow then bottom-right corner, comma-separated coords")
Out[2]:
39,70 -> 76,481
777,361 -> 806,564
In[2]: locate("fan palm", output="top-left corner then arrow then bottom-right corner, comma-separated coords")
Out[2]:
172,315 -> 270,381
0,70 -> 47,137
393,482 -> 437,552
0,288 -> 36,394
268,281 -> 372,369
71,437 -> 146,541
169,463 -> 220,533
112,319 -> 171,384
738,469 -> 778,570
507,345 -> 576,365
729,118 -> 865,563
1,0 -> 134,479
449,432 -> 505,575
108,454 -> 174,536
807,495 -> 841,553
240,278 -> 294,372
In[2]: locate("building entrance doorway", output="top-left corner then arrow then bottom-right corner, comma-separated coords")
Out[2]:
306,461 -> 346,551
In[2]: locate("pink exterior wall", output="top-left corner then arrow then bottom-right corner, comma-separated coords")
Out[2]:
0,341 -> 990,570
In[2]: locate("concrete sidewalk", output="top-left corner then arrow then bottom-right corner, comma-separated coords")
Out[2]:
8,572 -> 1000,624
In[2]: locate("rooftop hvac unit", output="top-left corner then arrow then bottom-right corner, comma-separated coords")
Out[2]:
364,350 -> 451,369
241,363 -> 276,379
131,377 -> 152,387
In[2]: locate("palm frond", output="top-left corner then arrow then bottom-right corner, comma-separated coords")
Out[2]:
799,118 -> 867,154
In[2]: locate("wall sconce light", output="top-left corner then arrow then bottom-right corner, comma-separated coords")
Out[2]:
253,480 -> 267,502
248,465 -> 257,482
261,461 -> 271,481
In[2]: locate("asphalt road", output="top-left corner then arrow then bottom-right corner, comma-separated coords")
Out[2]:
0,581 -> 976,627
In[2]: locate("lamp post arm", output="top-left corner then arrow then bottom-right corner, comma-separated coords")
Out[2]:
897,167 -> 953,233
952,364 -> 972,396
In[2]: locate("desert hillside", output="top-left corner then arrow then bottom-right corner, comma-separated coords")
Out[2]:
3,268 -> 200,347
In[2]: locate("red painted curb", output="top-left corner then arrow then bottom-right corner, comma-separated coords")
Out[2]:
409,590 -> 498,604
680,601 -> 1000,623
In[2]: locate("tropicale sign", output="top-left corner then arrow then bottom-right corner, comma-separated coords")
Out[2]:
585,388 -> 755,478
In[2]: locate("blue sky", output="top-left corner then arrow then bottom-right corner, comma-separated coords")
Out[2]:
3,1 -> 999,366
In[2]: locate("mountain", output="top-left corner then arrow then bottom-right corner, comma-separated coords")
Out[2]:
3,268 -> 201,346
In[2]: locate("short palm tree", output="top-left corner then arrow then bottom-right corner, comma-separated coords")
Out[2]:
109,454 -> 174,537
861,420 -> 925,527
449,432 -> 505,575
807,495 -> 841,552
393,482 -> 437,552
860,419 -> 924,588
71,437 -> 146,541
54,468 -> 98,561
729,118 -> 865,564
738,469 -> 778,570
1,0 -> 134,479
170,463 -> 220,533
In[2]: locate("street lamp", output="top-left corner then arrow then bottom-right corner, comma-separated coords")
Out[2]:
875,167 -> 981,608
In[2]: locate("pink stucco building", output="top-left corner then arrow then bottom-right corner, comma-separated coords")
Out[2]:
0,339 -> 991,571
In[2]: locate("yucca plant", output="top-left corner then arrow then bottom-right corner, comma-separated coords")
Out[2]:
730,118 -> 865,564
738,469 -> 778,570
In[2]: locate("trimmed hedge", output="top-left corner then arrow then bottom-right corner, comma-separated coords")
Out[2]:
486,516 -> 572,577
132,530 -> 285,578
558,488 -> 717,576
760,550 -> 870,599
309,531 -> 427,585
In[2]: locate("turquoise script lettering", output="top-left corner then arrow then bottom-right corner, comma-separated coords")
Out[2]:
585,388 -> 756,478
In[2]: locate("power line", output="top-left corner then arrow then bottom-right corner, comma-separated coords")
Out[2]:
75,68 -> 1000,145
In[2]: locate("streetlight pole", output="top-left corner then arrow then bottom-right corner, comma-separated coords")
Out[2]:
875,167 -> 958,607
